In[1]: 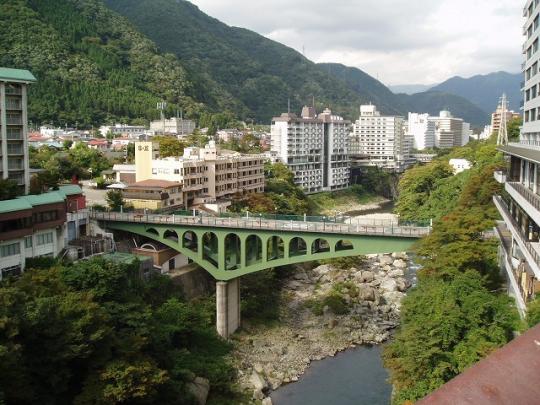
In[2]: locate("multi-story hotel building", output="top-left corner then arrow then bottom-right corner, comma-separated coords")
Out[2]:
134,140 -> 265,210
271,107 -> 350,193
493,0 -> 540,317
350,104 -> 413,171
429,110 -> 471,149
408,113 -> 436,151
0,68 -> 36,194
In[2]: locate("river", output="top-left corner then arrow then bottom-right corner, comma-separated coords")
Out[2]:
270,204 -> 421,405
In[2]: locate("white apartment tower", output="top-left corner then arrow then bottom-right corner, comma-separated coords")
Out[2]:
408,113 -> 436,150
271,107 -> 350,193
429,110 -> 470,149
492,0 -> 540,317
350,105 -> 411,171
0,68 -> 36,194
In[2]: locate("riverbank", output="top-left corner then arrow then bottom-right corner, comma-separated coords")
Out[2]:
232,253 -> 413,402
307,188 -> 389,217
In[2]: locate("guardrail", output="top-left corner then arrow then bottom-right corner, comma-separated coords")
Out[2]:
89,210 -> 431,238
507,182 -> 540,212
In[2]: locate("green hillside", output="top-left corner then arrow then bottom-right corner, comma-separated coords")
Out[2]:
0,0 -> 230,127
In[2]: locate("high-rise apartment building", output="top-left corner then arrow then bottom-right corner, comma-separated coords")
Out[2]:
407,113 -> 436,151
350,105 -> 412,171
493,0 -> 540,317
271,107 -> 350,193
429,110 -> 470,149
150,117 -> 196,138
0,68 -> 36,194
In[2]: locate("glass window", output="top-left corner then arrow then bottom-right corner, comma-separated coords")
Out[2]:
0,243 -> 20,257
25,237 -> 32,249
37,233 -> 53,246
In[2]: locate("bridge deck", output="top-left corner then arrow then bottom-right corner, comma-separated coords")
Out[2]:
90,211 -> 431,238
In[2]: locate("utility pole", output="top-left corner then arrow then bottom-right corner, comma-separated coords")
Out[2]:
157,101 -> 167,135
497,93 -> 509,146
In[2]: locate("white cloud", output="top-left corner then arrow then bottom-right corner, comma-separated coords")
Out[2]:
189,0 -> 522,85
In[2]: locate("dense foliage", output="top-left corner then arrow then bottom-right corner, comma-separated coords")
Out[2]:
0,258 -> 240,404
396,141 -> 504,222
0,0 -> 208,127
384,140 -> 519,403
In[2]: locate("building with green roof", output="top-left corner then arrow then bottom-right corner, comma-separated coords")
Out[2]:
1,67 -> 37,195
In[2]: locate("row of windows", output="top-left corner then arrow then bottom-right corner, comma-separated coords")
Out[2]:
0,243 -> 20,258
525,108 -> 540,122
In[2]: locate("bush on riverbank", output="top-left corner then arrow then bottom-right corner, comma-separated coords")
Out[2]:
307,186 -> 379,216
384,140 -> 520,404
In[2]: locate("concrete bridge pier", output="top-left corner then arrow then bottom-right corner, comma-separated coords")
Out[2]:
216,278 -> 241,339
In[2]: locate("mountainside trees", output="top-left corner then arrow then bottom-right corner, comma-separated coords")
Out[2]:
385,140 -> 519,403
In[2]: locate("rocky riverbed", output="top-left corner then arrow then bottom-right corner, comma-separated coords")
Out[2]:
232,252 -> 412,403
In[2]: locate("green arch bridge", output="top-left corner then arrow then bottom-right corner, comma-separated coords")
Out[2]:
90,211 -> 430,337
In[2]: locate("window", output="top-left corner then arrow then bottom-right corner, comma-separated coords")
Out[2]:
36,233 -> 53,246
1,243 -> 20,258
25,237 -> 32,249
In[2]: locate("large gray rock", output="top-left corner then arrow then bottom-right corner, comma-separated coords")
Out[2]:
187,377 -> 210,405
262,398 -> 273,405
380,278 -> 398,292
358,285 -> 376,301
354,270 -> 375,283
312,265 -> 332,275
393,259 -> 407,269
396,278 -> 410,292
392,252 -> 409,260
250,371 -> 267,391
379,256 -> 393,266
389,269 -> 405,278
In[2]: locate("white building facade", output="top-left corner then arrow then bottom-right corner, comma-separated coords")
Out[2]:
429,111 -> 471,149
271,106 -> 350,193
350,105 -> 412,171
408,113 -> 436,150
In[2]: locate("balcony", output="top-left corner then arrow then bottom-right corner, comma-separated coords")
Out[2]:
494,171 -> 507,184
493,195 -> 540,278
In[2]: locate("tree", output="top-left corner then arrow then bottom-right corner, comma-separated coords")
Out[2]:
508,117 -> 522,141
106,190 -> 125,212
0,179 -> 19,201
153,136 -> 185,158
63,140 -> 73,150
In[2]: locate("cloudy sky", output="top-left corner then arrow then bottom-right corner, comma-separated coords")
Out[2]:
190,0 -> 523,86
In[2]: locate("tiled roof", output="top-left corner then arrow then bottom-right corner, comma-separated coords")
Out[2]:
0,199 -> 33,214
18,192 -> 65,206
57,185 -> 83,197
0,67 -> 36,83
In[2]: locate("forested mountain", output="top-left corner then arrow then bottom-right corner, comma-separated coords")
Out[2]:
0,0 -> 230,127
103,0 -> 492,126
389,84 -> 432,95
430,72 -> 522,114
320,63 -> 491,125
0,0 -> 497,127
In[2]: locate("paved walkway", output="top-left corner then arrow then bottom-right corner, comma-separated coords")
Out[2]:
90,211 -> 431,239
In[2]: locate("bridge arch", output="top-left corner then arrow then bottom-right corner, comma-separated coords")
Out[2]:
182,231 -> 198,252
290,237 -> 307,257
312,238 -> 331,254
203,232 -> 219,267
225,233 -> 241,271
267,236 -> 285,261
146,227 -> 160,237
336,240 -> 354,252
246,235 -> 263,266
164,229 -> 179,244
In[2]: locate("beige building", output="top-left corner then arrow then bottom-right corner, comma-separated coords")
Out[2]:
0,67 -> 36,194
491,105 -> 521,134
135,140 -> 265,210
123,180 -> 184,211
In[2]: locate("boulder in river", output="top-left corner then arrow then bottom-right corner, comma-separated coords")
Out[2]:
380,278 -> 398,292
186,377 -> 210,405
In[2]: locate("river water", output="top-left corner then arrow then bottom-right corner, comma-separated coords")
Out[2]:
271,204 -> 421,405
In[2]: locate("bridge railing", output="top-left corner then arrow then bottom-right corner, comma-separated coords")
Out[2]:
89,210 -> 431,238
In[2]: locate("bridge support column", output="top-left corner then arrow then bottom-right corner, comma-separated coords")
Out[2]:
216,278 -> 241,339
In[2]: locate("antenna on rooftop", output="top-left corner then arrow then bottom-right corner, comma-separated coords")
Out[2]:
497,93 -> 509,146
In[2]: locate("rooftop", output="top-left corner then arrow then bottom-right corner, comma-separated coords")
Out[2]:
18,192 -> 65,206
126,179 -> 183,189
0,67 -> 37,83
418,324 -> 540,405
0,198 -> 33,214
499,144 -> 540,165
57,184 -> 83,197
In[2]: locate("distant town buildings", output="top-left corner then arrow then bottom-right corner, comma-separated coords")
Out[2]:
99,124 -> 147,139
149,117 -> 196,138
271,106 -> 350,193
133,140 -> 265,211
429,110 -> 471,149
0,67 -> 36,194
407,113 -> 436,151
491,102 -> 520,135
349,105 -> 413,171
